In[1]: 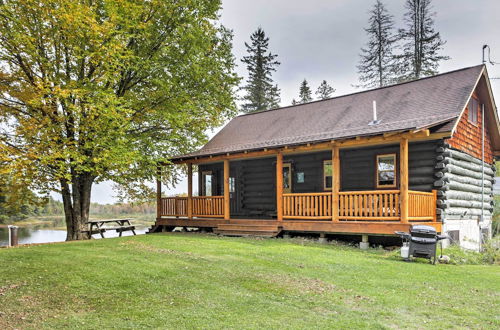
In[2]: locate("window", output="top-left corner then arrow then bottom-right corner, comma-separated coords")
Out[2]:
201,171 -> 212,196
229,177 -> 235,193
323,160 -> 332,190
283,163 -> 292,193
376,154 -> 396,188
468,97 -> 479,125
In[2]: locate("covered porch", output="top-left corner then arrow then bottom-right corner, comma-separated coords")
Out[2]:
155,132 -> 442,236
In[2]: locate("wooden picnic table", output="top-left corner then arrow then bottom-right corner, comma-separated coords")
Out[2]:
85,218 -> 136,239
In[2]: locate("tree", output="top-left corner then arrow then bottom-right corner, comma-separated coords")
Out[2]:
315,80 -> 335,100
241,27 -> 281,112
357,0 -> 397,88
298,79 -> 312,104
0,0 -> 239,240
397,0 -> 449,80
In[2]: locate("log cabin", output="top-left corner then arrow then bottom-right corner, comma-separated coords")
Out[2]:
152,65 -> 500,250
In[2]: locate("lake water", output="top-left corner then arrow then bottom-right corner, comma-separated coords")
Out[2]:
0,223 -> 149,247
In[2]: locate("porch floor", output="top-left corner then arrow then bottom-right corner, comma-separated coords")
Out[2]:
152,217 -> 442,236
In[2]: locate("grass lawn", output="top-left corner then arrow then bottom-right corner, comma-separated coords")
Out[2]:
0,233 -> 498,329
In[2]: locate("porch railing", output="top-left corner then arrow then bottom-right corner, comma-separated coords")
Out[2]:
160,190 -> 436,222
192,196 -> 224,218
339,190 -> 400,221
283,192 -> 332,219
159,196 -> 224,218
160,197 -> 188,217
408,190 -> 436,221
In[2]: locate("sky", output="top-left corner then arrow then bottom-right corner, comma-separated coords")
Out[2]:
86,0 -> 500,204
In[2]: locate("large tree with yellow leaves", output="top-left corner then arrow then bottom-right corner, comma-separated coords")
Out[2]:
0,0 -> 239,240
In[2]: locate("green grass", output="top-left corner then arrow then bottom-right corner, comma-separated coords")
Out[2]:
1,234 -> 499,329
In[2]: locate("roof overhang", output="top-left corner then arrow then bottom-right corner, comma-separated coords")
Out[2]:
169,129 -> 450,165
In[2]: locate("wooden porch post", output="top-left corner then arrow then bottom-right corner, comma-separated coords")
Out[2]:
332,144 -> 340,222
156,165 -> 162,219
187,163 -> 193,219
400,138 -> 409,223
276,152 -> 283,221
223,159 -> 230,220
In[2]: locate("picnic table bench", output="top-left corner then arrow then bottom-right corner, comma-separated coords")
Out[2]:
84,219 -> 136,239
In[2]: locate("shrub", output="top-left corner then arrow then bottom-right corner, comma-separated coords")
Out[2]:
441,239 -> 499,265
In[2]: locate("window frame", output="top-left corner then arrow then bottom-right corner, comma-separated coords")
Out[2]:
376,153 -> 397,189
323,160 -> 333,191
201,170 -> 213,196
468,97 -> 479,126
283,163 -> 292,193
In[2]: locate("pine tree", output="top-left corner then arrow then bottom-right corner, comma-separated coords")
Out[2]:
315,80 -> 335,100
241,28 -> 281,112
298,79 -> 312,104
357,0 -> 397,88
291,99 -> 298,105
397,0 -> 449,80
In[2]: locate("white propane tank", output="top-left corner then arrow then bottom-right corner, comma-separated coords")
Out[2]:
401,242 -> 410,259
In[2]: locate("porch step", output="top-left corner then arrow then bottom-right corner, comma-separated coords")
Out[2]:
214,224 -> 281,237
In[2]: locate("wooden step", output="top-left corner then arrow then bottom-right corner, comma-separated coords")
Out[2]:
213,230 -> 279,237
214,223 -> 281,238
217,224 -> 278,231
229,219 -> 277,225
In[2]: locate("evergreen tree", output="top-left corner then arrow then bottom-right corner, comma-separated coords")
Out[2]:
241,28 -> 281,112
397,0 -> 449,80
315,80 -> 335,100
357,0 -> 397,88
291,99 -> 298,106
298,79 -> 312,104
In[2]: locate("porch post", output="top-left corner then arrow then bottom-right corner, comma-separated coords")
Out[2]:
276,152 -> 283,221
187,163 -> 193,219
156,165 -> 162,219
400,137 -> 409,223
223,159 -> 230,220
332,144 -> 340,222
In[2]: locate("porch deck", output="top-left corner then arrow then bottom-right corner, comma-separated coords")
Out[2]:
154,189 -> 440,236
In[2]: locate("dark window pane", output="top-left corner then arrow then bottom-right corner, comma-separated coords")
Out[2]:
325,176 -> 332,189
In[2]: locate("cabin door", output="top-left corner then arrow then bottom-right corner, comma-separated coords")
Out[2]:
283,163 -> 292,193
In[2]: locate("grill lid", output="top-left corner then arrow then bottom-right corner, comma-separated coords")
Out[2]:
410,225 -> 437,236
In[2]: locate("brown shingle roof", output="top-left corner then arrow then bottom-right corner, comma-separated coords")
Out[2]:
173,65 -> 486,160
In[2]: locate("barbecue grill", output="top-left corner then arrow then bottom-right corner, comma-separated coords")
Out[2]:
395,225 -> 447,264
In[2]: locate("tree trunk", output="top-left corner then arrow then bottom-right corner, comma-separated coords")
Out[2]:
60,173 -> 94,241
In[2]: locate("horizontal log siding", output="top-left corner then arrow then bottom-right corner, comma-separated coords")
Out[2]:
340,141 -> 439,192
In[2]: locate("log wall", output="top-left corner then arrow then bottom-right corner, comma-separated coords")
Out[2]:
435,145 -> 495,222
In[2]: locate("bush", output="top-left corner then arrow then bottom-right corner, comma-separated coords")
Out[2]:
492,218 -> 500,237
441,239 -> 500,265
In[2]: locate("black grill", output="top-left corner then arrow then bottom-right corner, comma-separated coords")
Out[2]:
396,225 -> 447,264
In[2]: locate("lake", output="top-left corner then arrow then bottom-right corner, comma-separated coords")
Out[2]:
0,222 -> 149,247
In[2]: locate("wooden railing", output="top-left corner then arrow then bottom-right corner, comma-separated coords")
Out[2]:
160,197 -> 187,217
283,192 -> 332,219
192,196 -> 224,218
339,190 -> 400,221
160,190 -> 436,222
160,196 -> 224,218
281,190 -> 436,222
408,190 -> 437,221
